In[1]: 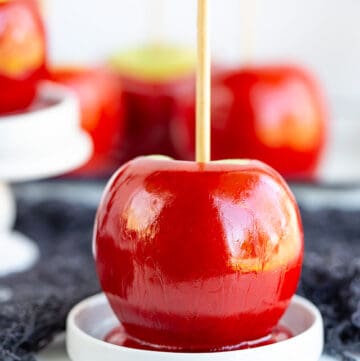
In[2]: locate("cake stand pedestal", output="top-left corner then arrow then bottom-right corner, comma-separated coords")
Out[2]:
0,182 -> 36,276
0,81 -> 92,276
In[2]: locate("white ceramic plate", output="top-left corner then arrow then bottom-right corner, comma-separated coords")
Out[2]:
67,293 -> 324,361
0,81 -> 92,182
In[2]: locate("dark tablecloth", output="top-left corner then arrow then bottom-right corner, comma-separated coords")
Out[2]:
0,196 -> 359,361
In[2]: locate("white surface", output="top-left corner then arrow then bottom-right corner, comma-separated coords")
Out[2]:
0,81 -> 92,182
318,116 -> 360,183
0,182 -> 15,230
0,132 -> 91,182
0,231 -> 39,276
66,293 -> 323,361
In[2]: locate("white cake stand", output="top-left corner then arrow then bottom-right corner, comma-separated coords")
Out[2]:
0,81 -> 92,276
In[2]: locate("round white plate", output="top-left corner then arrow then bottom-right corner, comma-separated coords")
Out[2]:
0,131 -> 91,182
0,81 -> 92,182
67,293 -> 324,361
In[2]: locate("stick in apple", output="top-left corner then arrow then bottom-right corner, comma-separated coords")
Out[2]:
196,0 -> 211,163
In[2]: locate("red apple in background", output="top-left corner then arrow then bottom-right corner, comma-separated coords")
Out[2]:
172,65 -> 327,180
109,44 -> 196,159
0,0 -> 47,114
94,156 -> 303,351
49,67 -> 124,177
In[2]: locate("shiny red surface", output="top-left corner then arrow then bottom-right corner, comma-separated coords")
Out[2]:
119,74 -> 195,160
105,324 -> 293,352
0,0 -> 47,114
95,157 -> 303,352
50,67 -> 124,176
172,66 -> 327,180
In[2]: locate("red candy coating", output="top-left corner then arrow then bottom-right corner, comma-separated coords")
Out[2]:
172,66 -> 327,180
105,324 -> 293,352
0,0 -> 47,114
94,157 -> 303,352
120,74 -> 194,159
50,67 -> 124,176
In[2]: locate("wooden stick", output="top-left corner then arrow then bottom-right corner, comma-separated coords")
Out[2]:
196,0 -> 211,163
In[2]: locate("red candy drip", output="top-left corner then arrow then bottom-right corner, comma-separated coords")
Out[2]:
104,324 -> 293,353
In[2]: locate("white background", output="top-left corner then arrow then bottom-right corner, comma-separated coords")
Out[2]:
45,0 -> 360,104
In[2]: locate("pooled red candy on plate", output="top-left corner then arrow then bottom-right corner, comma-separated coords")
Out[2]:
94,156 -> 303,352
49,67 -> 124,176
172,65 -> 327,180
0,0 -> 47,114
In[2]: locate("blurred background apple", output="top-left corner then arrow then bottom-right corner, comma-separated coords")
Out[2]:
172,65 -> 327,180
109,44 -> 195,160
0,0 -> 47,114
49,66 -> 124,177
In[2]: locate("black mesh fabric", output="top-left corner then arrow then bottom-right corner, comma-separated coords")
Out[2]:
0,199 -> 359,361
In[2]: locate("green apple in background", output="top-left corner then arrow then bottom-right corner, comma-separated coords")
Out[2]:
110,44 -> 196,81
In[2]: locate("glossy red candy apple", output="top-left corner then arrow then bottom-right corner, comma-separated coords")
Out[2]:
50,67 -> 124,176
173,65 -> 327,180
94,156 -> 303,352
110,44 -> 196,159
0,0 -> 47,114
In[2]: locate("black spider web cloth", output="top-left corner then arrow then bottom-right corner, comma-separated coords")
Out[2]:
0,199 -> 359,361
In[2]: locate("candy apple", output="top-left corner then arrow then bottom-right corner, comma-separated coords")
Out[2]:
0,0 -> 47,114
109,44 -> 196,159
49,66 -> 124,176
172,65 -> 327,180
94,156 -> 303,351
